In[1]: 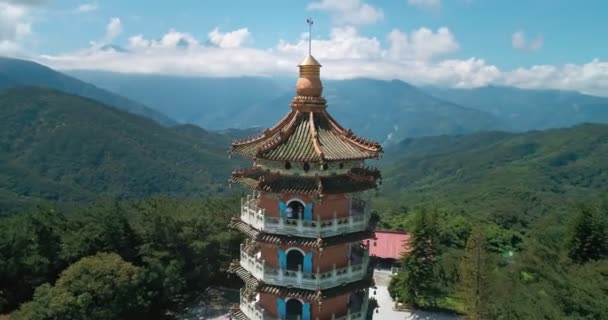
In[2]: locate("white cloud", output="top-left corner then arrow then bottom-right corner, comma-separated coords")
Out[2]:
503,59 -> 608,96
277,26 -> 382,60
208,27 -> 250,48
408,0 -> 442,13
128,30 -> 199,49
26,22 -> 608,97
75,3 -> 98,13
512,30 -> 543,51
104,17 -> 122,42
0,0 -> 46,6
0,2 -> 34,54
511,31 -> 525,49
387,27 -> 458,60
308,0 -> 384,25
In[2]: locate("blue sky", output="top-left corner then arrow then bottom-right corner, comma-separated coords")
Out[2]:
1,0 -> 608,95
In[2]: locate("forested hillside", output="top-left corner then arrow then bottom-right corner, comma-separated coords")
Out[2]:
378,123 -> 608,228
0,57 -> 174,125
0,88 -> 240,213
378,124 -> 608,319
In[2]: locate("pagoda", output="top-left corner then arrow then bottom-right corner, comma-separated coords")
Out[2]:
228,21 -> 382,320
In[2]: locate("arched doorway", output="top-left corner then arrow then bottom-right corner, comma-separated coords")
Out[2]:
286,249 -> 304,271
286,200 -> 304,220
286,298 -> 303,319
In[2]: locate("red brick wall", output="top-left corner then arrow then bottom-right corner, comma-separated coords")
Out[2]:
313,294 -> 349,320
258,293 -> 277,317
258,243 -> 352,273
257,292 -> 349,320
259,192 -> 352,220
315,243 -> 350,271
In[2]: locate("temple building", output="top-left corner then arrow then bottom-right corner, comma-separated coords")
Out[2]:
228,37 -> 383,320
368,231 -> 410,272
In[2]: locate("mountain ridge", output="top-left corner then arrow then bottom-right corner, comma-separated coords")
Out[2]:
0,56 -> 175,125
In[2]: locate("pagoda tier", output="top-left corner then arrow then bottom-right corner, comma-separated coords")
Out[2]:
231,166 -> 381,195
230,263 -> 374,302
231,107 -> 382,162
231,218 -> 375,248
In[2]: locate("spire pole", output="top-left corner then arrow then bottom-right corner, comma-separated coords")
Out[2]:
306,18 -> 314,55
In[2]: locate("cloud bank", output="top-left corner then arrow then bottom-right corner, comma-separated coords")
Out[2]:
0,0 -> 606,98
31,21 -> 608,97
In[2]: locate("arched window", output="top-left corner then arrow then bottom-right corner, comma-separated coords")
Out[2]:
286,200 -> 305,220
286,299 -> 303,319
286,250 -> 304,271
339,162 -> 344,169
303,162 -> 310,172
285,161 -> 292,170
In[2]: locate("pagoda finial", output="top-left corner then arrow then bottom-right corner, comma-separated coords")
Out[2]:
297,18 -> 322,97
306,18 -> 313,55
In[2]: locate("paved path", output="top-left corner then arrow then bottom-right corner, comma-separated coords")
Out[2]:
371,270 -> 459,320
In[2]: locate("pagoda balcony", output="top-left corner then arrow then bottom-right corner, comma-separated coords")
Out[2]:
240,195 -> 371,238
238,288 -> 272,320
239,244 -> 370,291
237,288 -> 370,320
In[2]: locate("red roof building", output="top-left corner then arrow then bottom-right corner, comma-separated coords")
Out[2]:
368,230 -> 410,260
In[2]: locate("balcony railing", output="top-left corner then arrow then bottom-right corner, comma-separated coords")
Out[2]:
335,294 -> 369,320
238,288 -> 369,320
239,288 -> 272,320
239,244 -> 370,291
240,193 -> 370,238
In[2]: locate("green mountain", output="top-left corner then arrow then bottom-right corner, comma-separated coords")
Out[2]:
0,87 -> 239,213
424,85 -> 608,131
378,123 -> 608,228
0,57 -> 175,125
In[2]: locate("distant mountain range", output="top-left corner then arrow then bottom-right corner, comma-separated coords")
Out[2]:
68,70 -> 290,128
0,87 -> 240,213
70,69 -> 608,143
0,57 -> 175,125
424,86 -> 608,132
3,56 -> 608,144
68,70 -> 508,143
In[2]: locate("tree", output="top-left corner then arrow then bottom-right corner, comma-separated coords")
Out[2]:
568,202 -> 608,263
459,226 -> 490,319
0,208 -> 66,313
13,253 -> 151,320
397,209 -> 441,307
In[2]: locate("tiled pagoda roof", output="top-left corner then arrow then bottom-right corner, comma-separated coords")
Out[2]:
232,107 -> 382,162
230,218 -> 375,248
228,264 -> 374,302
231,166 -> 381,195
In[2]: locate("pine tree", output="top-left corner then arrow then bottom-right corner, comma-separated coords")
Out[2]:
401,209 -> 440,307
568,202 -> 608,263
459,226 -> 490,320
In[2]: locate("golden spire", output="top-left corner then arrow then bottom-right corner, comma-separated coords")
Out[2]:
296,18 -> 323,97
